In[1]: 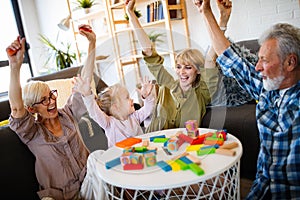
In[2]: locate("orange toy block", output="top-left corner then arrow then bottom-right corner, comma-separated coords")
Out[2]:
115,137 -> 142,148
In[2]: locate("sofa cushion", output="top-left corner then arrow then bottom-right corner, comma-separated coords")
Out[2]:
0,126 -> 39,199
201,103 -> 260,180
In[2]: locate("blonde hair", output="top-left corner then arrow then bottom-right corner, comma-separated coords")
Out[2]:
96,83 -> 127,116
175,48 -> 205,71
22,81 -> 50,107
175,48 -> 205,86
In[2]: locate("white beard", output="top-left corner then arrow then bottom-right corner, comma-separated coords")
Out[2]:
263,75 -> 284,91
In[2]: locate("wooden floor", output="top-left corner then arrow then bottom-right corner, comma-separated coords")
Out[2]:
240,178 -> 253,199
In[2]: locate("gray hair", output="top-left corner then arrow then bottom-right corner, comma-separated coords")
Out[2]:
22,81 -> 50,107
259,23 -> 300,66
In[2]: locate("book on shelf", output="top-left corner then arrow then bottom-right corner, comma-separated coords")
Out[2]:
146,0 -> 164,23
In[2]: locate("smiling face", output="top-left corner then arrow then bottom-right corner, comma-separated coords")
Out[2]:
175,62 -> 200,91
32,88 -> 58,119
255,39 -> 286,91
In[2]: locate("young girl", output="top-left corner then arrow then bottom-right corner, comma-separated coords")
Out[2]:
73,75 -> 155,148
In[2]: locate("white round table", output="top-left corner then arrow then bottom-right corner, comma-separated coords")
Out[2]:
92,128 -> 243,200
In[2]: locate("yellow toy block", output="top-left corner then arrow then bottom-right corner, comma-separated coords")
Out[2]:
186,144 -> 203,151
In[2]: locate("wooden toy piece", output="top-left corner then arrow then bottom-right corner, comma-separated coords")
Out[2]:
185,120 -> 198,132
171,152 -> 189,161
120,152 -> 132,166
153,138 -> 169,143
200,144 -> 219,150
167,160 -> 181,171
178,156 -> 193,164
186,144 -> 203,152
167,137 -> 184,152
215,148 -> 236,156
219,142 -> 238,150
197,147 -> 216,156
150,135 -> 166,142
157,161 -> 172,172
130,153 -> 144,165
178,133 -> 194,144
203,139 -> 224,146
188,163 -> 205,176
174,159 -> 189,170
142,140 -> 149,147
190,132 -> 214,145
216,130 -> 227,141
133,146 -> 148,153
144,152 -> 157,167
115,137 -> 142,148
186,154 -> 201,165
162,147 -> 172,155
123,163 -> 144,170
105,157 -> 121,169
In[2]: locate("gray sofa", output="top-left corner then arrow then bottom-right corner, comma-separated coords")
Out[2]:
0,40 -> 260,199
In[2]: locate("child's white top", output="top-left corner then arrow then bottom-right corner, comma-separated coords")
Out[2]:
82,94 -> 155,147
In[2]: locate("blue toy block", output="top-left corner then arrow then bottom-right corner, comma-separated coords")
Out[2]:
179,156 -> 193,164
105,157 -> 121,169
157,160 -> 172,172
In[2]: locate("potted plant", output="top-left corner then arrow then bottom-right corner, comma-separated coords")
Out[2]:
147,31 -> 165,44
124,8 -> 141,21
39,34 -> 76,71
74,0 -> 97,13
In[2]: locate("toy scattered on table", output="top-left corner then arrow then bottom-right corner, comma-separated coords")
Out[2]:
166,136 -> 184,152
185,120 -> 199,137
115,137 -> 142,148
106,124 -> 237,176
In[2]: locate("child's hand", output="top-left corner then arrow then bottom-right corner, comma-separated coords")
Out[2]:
72,74 -> 92,96
137,76 -> 153,99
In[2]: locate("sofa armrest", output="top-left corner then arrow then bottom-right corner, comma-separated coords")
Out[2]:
0,126 -> 39,199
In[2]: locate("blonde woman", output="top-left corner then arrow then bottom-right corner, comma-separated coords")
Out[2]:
7,24 -> 95,200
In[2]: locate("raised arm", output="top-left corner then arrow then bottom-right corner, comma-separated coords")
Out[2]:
125,0 -> 152,56
78,24 -> 96,81
205,0 -> 232,68
7,36 -> 26,118
194,0 -> 231,56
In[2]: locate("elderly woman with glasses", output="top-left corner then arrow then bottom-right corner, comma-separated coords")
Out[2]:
6,24 -> 95,200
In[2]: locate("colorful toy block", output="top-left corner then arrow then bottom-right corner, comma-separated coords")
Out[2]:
178,133 -> 194,144
174,159 -> 189,170
167,160 -> 181,171
188,163 -> 205,176
166,137 -> 184,152
186,144 -> 203,151
144,152 -> 157,167
157,161 -> 172,172
105,157 -> 121,169
115,137 -> 142,148
150,135 -> 166,142
185,120 -> 199,137
197,147 -> 216,156
123,163 -> 144,170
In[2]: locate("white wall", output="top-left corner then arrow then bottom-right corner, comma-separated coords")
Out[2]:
20,0 -> 300,86
186,0 -> 300,51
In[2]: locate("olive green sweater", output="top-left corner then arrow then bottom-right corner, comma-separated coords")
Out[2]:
144,50 -> 219,132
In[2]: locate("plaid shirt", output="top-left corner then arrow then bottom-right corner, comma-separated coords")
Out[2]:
217,45 -> 300,199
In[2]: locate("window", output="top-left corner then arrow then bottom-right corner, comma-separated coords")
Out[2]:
0,0 -> 32,97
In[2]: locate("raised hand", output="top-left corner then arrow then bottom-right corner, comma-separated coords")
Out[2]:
193,0 -> 211,13
137,76 -> 154,99
125,0 -> 135,13
78,24 -> 96,43
72,74 -> 92,97
6,36 -> 26,68
217,0 -> 232,26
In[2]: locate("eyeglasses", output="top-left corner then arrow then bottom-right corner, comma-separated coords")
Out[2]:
32,90 -> 58,106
